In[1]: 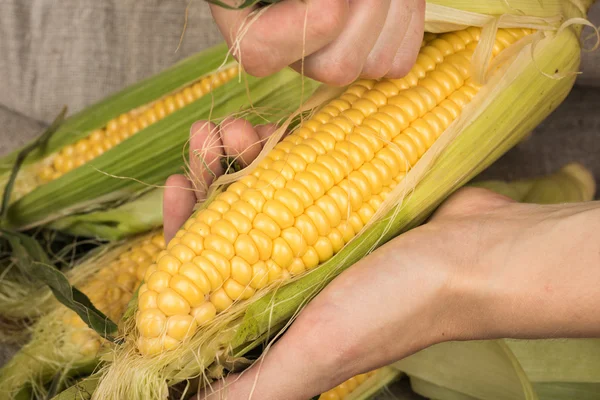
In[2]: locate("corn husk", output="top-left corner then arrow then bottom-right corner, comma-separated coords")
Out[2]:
470,162 -> 596,203
389,338 -> 600,400
344,368 -> 405,400
0,231 -> 163,399
1,43 -> 320,233
48,188 -> 166,241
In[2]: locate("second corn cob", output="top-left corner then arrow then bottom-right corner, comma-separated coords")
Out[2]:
2,43 -> 320,233
0,231 -> 166,399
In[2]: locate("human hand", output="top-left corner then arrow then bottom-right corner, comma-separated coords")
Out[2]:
208,0 -> 425,85
163,118 -> 278,242
166,119 -> 600,400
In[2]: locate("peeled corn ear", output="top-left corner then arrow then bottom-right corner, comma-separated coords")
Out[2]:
91,1 -> 593,397
0,231 -> 166,399
134,26 -> 534,355
2,42 -> 320,233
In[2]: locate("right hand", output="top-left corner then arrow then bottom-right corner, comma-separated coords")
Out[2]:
209,0 -> 426,85
168,118 -> 600,400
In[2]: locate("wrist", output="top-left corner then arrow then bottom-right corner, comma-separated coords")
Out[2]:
450,202 -> 600,342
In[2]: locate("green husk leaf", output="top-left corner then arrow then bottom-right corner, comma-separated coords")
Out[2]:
6,68 -> 319,232
48,189 -> 164,241
393,340 -> 537,400
0,229 -> 54,335
1,230 -> 117,341
29,262 -> 118,342
470,162 -> 596,203
409,377 -> 479,400
533,382 -> 600,400
0,44 -> 231,174
51,376 -> 99,400
505,339 -> 600,383
39,73 -> 318,240
0,107 -> 67,217
0,229 -> 50,266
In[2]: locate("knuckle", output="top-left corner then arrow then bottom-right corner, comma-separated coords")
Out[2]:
437,187 -> 515,218
237,43 -> 278,77
308,0 -> 348,39
362,52 -> 395,80
313,55 -> 362,86
388,47 -> 419,79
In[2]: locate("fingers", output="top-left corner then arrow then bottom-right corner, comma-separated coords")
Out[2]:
163,175 -> 196,243
189,121 -> 224,202
255,123 -> 278,142
362,0 -> 423,79
164,118 -> 278,241
211,0 -> 425,84
291,0 -> 390,85
210,0 -> 350,77
388,0 -> 425,78
219,118 -> 264,167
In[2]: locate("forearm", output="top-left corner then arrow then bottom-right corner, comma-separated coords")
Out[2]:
463,202 -> 600,341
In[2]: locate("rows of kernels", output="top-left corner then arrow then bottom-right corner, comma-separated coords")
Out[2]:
136,28 -> 533,355
318,370 -> 378,400
61,233 -> 165,357
37,66 -> 239,183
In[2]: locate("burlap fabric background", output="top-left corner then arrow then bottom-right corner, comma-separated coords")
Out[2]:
1,2 -> 599,398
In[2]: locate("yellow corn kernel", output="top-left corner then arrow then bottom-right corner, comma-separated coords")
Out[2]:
156,288 -> 190,316
137,308 -> 167,338
191,302 -> 217,325
166,315 -> 198,341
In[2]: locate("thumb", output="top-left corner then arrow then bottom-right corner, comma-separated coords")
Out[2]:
193,326 -> 336,400
192,290 -> 368,400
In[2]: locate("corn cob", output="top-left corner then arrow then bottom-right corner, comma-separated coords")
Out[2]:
0,231 -> 165,399
135,27 -> 534,355
2,43 -> 320,233
36,67 -> 239,184
62,233 -> 166,352
1,43 -> 238,205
